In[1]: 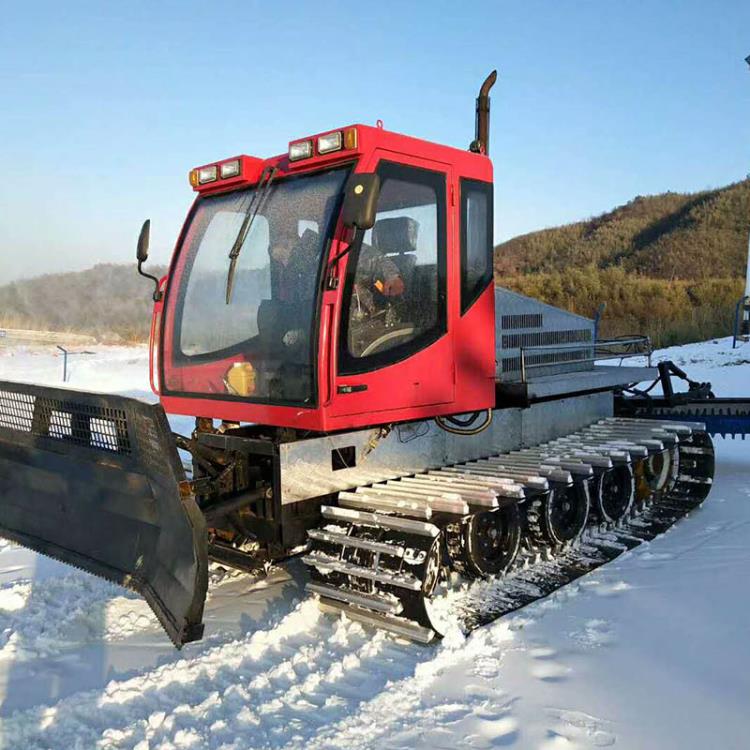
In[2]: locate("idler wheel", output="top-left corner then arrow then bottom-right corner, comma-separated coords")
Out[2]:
644,448 -> 678,494
635,448 -> 678,503
420,536 -> 442,597
593,465 -> 634,524
527,483 -> 590,550
405,535 -> 452,637
462,504 -> 522,578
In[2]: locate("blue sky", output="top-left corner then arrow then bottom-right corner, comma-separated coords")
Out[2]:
0,0 -> 748,281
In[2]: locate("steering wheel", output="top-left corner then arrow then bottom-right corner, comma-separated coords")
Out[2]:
360,326 -> 416,356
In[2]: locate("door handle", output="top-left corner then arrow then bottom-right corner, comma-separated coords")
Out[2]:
337,384 -> 368,394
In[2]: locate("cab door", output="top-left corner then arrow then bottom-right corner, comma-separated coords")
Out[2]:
330,153 -> 455,418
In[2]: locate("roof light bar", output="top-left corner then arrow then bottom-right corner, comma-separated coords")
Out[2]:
189,155 -> 263,191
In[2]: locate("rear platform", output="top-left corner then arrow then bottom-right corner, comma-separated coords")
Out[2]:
498,364 -> 656,402
494,286 -> 655,403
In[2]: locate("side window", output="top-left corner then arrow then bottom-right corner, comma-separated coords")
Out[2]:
340,161 -> 447,373
461,178 -> 493,313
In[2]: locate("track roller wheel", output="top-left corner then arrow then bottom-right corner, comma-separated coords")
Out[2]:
592,465 -> 634,525
460,505 -> 522,578
399,535 -> 451,637
527,483 -> 590,550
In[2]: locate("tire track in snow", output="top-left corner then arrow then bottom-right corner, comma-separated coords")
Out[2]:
0,571 -> 145,661
0,600 -> 437,750
294,623 -> 518,750
0,551 -> 279,663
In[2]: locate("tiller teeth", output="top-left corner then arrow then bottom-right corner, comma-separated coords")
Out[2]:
0,381 -> 208,647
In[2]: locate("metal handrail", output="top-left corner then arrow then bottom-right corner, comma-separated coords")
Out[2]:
518,336 -> 650,354
519,336 -> 652,382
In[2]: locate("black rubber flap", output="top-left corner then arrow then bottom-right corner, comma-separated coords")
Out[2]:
0,380 -> 208,648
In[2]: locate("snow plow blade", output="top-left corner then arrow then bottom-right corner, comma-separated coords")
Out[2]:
0,380 -> 208,647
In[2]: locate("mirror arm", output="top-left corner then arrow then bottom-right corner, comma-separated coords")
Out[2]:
328,241 -> 354,268
138,260 -> 163,302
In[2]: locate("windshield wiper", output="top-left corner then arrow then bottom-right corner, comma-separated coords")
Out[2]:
225,165 -> 278,305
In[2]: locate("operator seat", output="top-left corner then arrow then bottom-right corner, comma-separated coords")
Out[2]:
371,216 -> 418,292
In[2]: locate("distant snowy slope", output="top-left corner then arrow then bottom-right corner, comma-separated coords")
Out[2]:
0,263 -> 165,342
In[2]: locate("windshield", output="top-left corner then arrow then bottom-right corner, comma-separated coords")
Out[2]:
166,166 -> 349,405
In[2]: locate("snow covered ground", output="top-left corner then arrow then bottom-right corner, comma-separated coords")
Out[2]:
0,339 -> 747,750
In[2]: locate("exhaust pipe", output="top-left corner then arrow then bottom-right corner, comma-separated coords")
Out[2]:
470,70 -> 498,156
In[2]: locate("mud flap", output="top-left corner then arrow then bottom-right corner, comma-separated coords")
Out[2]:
0,380 -> 208,648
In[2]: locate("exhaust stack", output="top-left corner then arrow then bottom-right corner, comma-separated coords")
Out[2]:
470,70 -> 498,156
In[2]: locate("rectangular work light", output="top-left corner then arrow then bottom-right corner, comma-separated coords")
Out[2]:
289,140 -> 313,161
220,159 -> 241,179
197,165 -> 218,184
317,131 -> 343,154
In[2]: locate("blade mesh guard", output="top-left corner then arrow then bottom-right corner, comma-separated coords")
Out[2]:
0,380 -> 208,647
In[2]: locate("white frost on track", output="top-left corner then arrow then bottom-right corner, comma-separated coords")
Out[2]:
0,339 -> 748,749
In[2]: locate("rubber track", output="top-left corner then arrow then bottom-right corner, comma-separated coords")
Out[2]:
457,490 -> 704,633
305,421 -> 713,641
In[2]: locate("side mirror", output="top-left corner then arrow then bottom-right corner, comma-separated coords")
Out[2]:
136,219 -> 162,302
137,219 -> 151,263
341,174 -> 380,230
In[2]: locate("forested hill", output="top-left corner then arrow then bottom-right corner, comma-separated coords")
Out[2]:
0,264 -> 166,342
496,180 -> 749,346
495,179 -> 750,279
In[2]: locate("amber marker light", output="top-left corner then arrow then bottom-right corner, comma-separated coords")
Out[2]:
343,127 -> 358,150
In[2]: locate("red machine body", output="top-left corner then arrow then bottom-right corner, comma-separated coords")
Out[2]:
156,124 -> 496,433
0,72 -> 728,651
